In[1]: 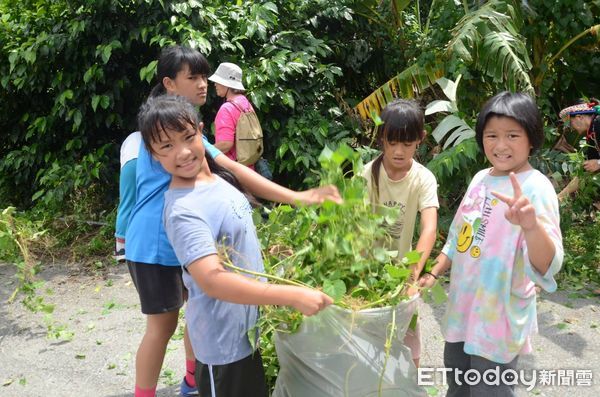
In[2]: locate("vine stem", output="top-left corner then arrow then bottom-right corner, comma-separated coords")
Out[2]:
7,287 -> 19,304
344,361 -> 358,397
378,309 -> 397,396
356,282 -> 404,311
222,260 -> 314,290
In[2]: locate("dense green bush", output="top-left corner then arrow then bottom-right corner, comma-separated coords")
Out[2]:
0,0 -> 409,213
0,0 -> 157,211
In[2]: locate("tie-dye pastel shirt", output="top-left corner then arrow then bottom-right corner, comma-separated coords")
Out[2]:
441,168 -> 563,364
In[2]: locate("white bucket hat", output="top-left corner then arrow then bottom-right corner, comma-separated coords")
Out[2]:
208,62 -> 245,91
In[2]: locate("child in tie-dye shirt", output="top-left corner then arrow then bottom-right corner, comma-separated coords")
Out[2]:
420,92 -> 563,397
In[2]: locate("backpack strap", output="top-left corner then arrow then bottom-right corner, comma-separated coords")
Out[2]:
227,99 -> 251,113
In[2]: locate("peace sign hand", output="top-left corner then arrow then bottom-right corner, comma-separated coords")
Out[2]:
491,172 -> 538,231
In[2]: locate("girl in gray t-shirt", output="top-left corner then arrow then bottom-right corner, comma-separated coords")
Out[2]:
137,95 -> 332,397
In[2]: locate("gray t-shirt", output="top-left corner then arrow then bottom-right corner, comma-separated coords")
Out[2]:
163,175 -> 262,365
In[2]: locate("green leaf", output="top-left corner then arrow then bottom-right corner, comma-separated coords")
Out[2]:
100,95 -> 110,109
385,264 -> 410,280
281,91 -> 295,109
262,2 -> 278,13
102,46 -> 112,64
408,313 -> 418,331
83,66 -> 95,84
431,115 -> 475,149
318,146 -> 334,164
430,282 -> 447,304
556,322 -> 568,330
373,247 -> 387,262
73,110 -> 82,129
323,279 -> 346,302
194,36 -> 212,54
277,205 -> 294,213
31,190 -> 45,201
355,62 -> 445,120
436,75 -> 462,102
424,100 -> 455,116
402,250 -> 421,265
23,50 -> 36,64
139,60 -> 157,83
8,52 -> 18,73
91,95 -> 100,112
445,1 -> 533,94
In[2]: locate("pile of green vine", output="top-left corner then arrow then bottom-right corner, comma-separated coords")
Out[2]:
260,144 -> 413,315
221,145 -> 448,390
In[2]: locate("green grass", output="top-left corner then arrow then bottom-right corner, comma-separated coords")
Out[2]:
559,213 -> 600,290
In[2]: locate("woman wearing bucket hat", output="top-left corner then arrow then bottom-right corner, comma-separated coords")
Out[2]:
557,98 -> 600,200
209,62 -> 260,169
115,46 -> 342,397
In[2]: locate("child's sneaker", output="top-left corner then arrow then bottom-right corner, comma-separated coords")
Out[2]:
113,247 -> 126,263
113,238 -> 126,263
179,377 -> 199,396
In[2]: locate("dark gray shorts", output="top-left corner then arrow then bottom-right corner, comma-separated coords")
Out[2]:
196,352 -> 267,397
127,261 -> 185,314
444,341 -> 519,397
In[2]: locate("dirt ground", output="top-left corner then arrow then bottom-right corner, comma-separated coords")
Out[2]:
1,260 -> 599,397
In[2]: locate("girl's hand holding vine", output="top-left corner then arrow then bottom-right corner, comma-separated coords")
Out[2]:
492,172 -> 538,231
583,159 -> 600,173
417,272 -> 438,289
291,288 -> 333,316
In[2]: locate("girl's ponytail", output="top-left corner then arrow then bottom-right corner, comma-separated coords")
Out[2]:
149,82 -> 166,98
204,152 -> 253,201
148,45 -> 211,99
370,153 -> 384,205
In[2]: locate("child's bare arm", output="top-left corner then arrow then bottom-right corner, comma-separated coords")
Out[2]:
214,154 -> 342,205
412,207 -> 438,280
187,254 -> 333,316
492,172 -> 555,275
418,252 -> 451,288
521,222 -> 555,275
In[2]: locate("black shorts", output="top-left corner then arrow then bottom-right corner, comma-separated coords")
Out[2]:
127,261 -> 185,314
196,352 -> 267,397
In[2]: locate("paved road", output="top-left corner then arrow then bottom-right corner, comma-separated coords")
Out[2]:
419,281 -> 600,396
1,262 -> 599,396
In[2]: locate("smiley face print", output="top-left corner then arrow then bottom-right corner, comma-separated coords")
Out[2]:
456,222 -> 474,253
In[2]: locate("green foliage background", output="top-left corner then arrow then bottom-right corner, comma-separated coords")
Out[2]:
0,0 -> 405,210
0,0 -> 599,285
1,0 -> 599,213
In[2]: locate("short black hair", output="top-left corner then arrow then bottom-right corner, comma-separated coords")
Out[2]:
370,99 -> 425,201
149,45 -> 211,97
138,95 -> 200,155
137,94 -> 251,196
475,91 -> 543,153
376,98 -> 424,145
